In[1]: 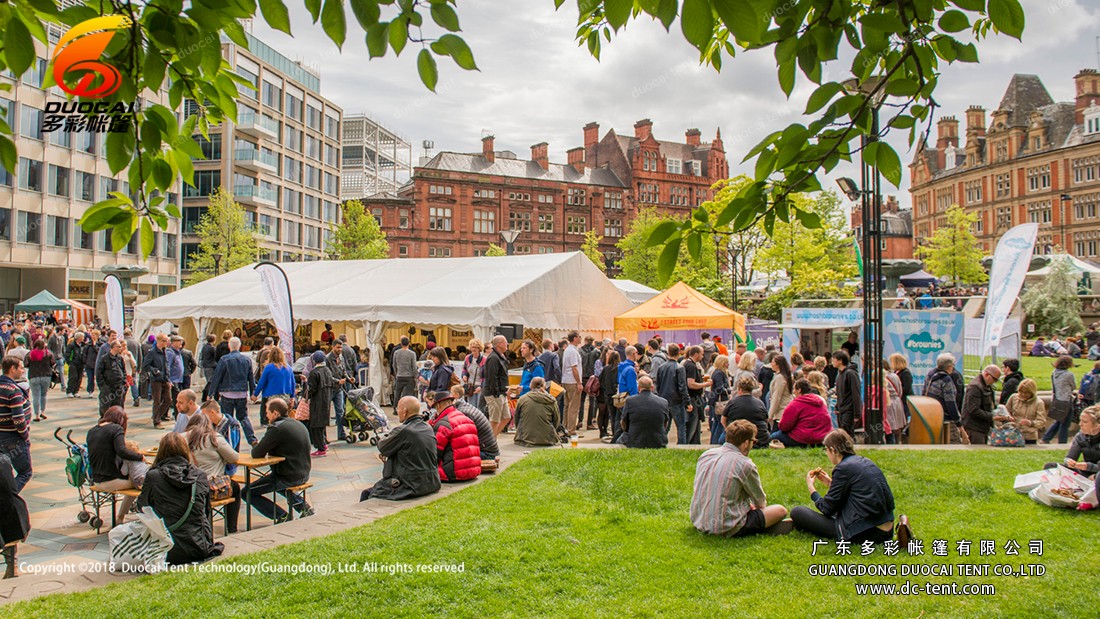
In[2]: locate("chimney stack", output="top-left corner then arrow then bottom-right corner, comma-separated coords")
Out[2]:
1074,68 -> 1100,124
531,142 -> 549,170
482,135 -> 495,164
965,106 -> 986,138
936,116 -> 959,150
583,122 -> 600,150
567,147 -> 585,173
685,128 -> 701,146
634,118 -> 653,141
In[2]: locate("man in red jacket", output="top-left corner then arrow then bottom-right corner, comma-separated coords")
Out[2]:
427,391 -> 482,482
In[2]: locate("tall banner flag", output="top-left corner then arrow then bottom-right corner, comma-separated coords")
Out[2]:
981,223 -> 1038,360
103,274 -> 125,334
254,262 -> 295,363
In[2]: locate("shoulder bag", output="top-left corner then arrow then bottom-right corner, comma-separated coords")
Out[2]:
1048,372 -> 1072,422
208,474 -> 233,502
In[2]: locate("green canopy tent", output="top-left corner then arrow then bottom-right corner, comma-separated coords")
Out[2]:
14,290 -> 71,313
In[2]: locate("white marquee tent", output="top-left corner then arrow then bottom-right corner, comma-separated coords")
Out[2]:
133,252 -> 635,394
611,279 -> 659,305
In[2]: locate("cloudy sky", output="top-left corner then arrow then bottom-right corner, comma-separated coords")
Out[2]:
253,0 -> 1100,204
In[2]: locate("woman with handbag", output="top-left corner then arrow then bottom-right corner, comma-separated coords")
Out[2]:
185,414 -> 241,534
252,347 -> 296,428
884,368 -> 907,444
461,339 -> 487,411
1005,379 -> 1047,445
1041,355 -> 1078,445
708,355 -> 731,445
596,350 -> 620,441
306,350 -> 336,457
137,432 -> 223,565
25,339 -> 55,422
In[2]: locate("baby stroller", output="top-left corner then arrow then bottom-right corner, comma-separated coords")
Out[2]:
54,427 -> 109,530
344,386 -> 391,445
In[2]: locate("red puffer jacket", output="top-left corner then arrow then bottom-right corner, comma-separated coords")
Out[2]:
431,406 -> 482,481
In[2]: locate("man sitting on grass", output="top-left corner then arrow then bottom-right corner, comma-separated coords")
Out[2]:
690,419 -> 791,537
361,396 -> 440,502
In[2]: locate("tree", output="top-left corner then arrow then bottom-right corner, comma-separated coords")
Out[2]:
185,188 -> 258,286
616,209 -> 725,301
1021,258 -> 1085,337
326,199 -> 390,260
485,244 -> 507,257
918,205 -> 989,285
581,229 -> 606,272
3,1 -> 1021,258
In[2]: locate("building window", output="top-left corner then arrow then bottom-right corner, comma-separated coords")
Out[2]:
304,164 -> 321,190
604,218 -> 623,238
996,206 -> 1012,230
370,207 -> 383,223
934,188 -> 952,212
305,135 -> 321,160
538,246 -> 554,254
474,189 -> 496,199
605,191 -> 623,210
428,246 -> 451,258
1073,194 -> 1098,221
1027,201 -> 1052,224
324,112 -> 339,139
429,206 -> 452,231
262,79 -> 282,111
567,188 -> 586,206
18,158 -> 41,192
284,158 -> 301,183
567,216 -> 587,235
638,183 -> 658,203
398,245 -> 408,257
284,126 -> 302,152
429,184 -> 453,195
1027,164 -> 1051,192
303,224 -> 320,249
284,92 -> 303,121
283,220 -> 300,245
17,211 -> 41,244
537,213 -> 554,233
537,194 -> 553,204
22,58 -> 46,88
515,245 -> 531,254
995,173 -> 1011,198
1073,156 -> 1099,184
284,188 -> 301,214
184,170 -> 221,197
306,103 -> 323,131
75,171 -> 95,201
399,208 -> 410,229
916,195 -> 929,216
73,220 -> 92,249
508,192 -> 530,201
20,105 -> 42,140
79,132 -> 96,155
670,186 -> 690,206
48,164 -> 70,197
964,180 -> 983,204
49,127 -> 72,148
509,211 -> 531,232
322,200 -> 339,223
197,133 -> 222,160
667,158 -> 682,174
324,144 -> 338,167
162,232 -> 177,258
0,208 -> 12,240
473,210 -> 495,234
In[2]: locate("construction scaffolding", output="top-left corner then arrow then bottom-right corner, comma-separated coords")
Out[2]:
340,113 -> 413,199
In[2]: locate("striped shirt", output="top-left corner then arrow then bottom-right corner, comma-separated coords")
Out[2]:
0,375 -> 29,441
690,443 -> 766,536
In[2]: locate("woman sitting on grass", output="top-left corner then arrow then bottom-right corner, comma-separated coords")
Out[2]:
1069,406 -> 1100,511
138,432 -> 223,565
1004,379 -> 1047,445
791,429 -> 896,543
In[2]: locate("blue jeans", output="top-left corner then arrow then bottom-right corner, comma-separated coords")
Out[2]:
29,376 -> 51,417
0,435 -> 32,492
130,380 -> 140,402
769,429 -> 808,448
332,388 -> 347,440
709,407 -> 725,445
84,366 -> 96,394
221,397 -> 256,445
669,402 -> 687,445
55,357 -> 65,383
1043,419 -> 1070,443
244,474 -> 310,521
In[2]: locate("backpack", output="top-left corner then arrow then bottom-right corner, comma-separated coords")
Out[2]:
584,374 -> 601,397
1082,371 -> 1100,403
65,452 -> 87,487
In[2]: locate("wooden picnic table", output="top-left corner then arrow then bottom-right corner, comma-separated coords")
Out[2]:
238,454 -> 285,531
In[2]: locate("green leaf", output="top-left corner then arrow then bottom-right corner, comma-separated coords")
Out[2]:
259,0 -> 293,34
143,48 -> 168,92
805,82 -> 842,114
987,0 -> 1024,40
111,213 -> 136,253
80,204 -> 125,232
172,148 -> 195,186
955,41 -> 979,63
305,0 -> 322,21
885,78 -> 920,97
366,23 -> 388,57
794,209 -> 821,229
417,49 -> 438,91
875,143 -> 902,187
140,218 -> 156,257
436,34 -> 477,70
755,149 -> 777,179
655,0 -> 677,29
604,0 -> 632,30
140,120 -> 162,154
777,57 -> 795,96
646,221 -> 680,247
0,136 -> 16,178
686,231 -> 702,262
388,18 -> 408,56
938,10 -> 970,33
350,0 -> 381,28
713,0 -> 762,43
321,0 -> 348,48
166,204 -> 182,219
105,132 -> 135,175
656,237 -> 682,285
4,18 -> 35,78
151,159 -> 174,191
951,0 -> 985,11
680,0 -> 714,52
430,2 -> 461,31
860,13 -> 906,34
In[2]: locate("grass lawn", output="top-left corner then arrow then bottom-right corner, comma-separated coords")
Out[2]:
11,448 -> 1100,618
964,355 -> 1094,391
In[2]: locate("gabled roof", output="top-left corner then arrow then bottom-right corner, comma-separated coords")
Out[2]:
418,152 -> 626,188
997,74 -> 1054,128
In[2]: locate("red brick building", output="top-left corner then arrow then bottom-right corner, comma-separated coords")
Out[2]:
850,196 -> 915,260
909,70 -> 1100,260
361,120 -> 728,272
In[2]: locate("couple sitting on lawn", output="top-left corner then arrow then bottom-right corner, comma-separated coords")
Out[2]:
690,421 -> 897,542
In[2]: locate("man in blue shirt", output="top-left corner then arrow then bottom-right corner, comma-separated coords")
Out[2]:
209,337 -> 259,446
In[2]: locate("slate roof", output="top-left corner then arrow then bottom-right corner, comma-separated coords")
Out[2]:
417,152 -> 627,188
996,74 -> 1054,128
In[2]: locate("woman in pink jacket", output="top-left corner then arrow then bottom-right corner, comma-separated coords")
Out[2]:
770,379 -> 833,448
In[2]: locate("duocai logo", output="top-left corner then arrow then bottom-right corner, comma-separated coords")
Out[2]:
52,15 -> 131,98
905,332 -> 945,354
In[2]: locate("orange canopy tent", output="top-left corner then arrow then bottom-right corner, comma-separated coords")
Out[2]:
614,282 -> 746,339
54,298 -> 95,326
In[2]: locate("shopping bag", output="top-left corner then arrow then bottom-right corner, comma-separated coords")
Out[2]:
987,423 -> 1025,447
108,507 -> 174,573
1027,467 -> 1093,509
294,397 -> 311,421
1013,470 -> 1050,494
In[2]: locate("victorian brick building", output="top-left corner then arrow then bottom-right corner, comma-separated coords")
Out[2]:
850,196 -> 915,260
361,119 -> 728,271
909,70 -> 1100,261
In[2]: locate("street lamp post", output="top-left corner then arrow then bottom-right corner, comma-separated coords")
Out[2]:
499,229 -> 521,256
213,252 -> 223,277
729,244 -> 740,313
839,77 -> 887,445
1059,193 -> 1071,252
